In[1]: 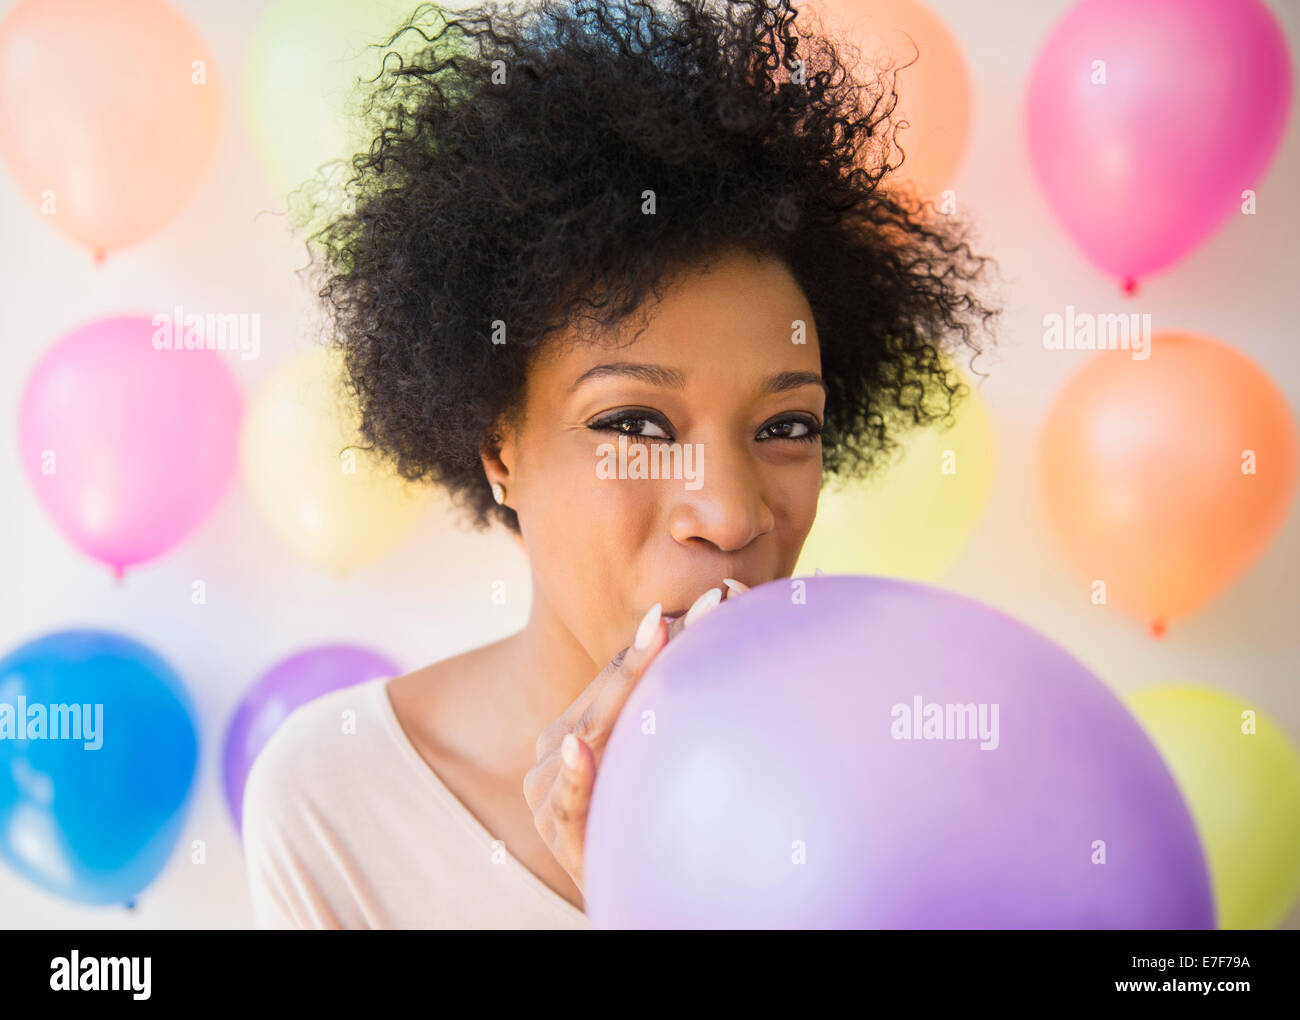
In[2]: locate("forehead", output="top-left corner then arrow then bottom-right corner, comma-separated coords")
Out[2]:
528,249 -> 821,392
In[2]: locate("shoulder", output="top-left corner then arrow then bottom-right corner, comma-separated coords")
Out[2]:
244,678 -> 389,802
239,677 -> 393,928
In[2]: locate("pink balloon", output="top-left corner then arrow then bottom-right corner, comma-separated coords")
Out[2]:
1025,0 -> 1291,290
18,316 -> 243,576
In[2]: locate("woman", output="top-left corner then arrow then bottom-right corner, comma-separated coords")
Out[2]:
241,0 -> 998,928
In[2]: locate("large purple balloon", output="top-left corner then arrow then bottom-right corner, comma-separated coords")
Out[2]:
585,575 -> 1214,928
222,644 -> 401,831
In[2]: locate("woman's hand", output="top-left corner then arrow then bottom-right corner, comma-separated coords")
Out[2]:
524,581 -> 746,894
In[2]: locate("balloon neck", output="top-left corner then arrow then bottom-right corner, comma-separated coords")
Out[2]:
1122,276 -> 1138,296
93,249 -> 106,267
112,564 -> 125,583
1149,617 -> 1167,639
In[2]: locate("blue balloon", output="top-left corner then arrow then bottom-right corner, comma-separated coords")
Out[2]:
0,630 -> 198,905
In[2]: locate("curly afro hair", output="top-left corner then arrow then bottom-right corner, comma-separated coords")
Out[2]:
307,0 -> 1001,534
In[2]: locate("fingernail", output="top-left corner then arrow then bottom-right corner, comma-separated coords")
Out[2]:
684,587 -> 722,627
561,733 -> 579,769
634,602 -> 662,650
722,577 -> 748,598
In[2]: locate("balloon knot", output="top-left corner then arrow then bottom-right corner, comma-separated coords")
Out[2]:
93,249 -> 106,267
1149,617 -> 1167,639
1122,276 -> 1138,296
112,564 -> 125,583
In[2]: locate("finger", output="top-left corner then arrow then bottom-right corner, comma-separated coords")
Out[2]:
568,607 -> 672,751
537,583 -> 724,763
665,582 -> 725,641
534,651 -> 624,761
535,601 -> 668,761
522,752 -> 562,812
722,576 -> 749,600
572,584 -> 731,752
548,733 -> 596,887
667,614 -> 687,641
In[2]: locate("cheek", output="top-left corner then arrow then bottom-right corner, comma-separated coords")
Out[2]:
516,442 -> 658,650
522,440 -> 660,549
770,457 -> 823,558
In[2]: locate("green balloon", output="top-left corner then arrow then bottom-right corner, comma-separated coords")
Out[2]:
242,0 -> 440,226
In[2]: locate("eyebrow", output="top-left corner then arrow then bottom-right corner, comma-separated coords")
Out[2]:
570,362 -> 827,397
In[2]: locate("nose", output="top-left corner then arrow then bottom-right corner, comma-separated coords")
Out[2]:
666,436 -> 775,552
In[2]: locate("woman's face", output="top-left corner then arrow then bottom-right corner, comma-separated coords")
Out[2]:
491,247 -> 825,665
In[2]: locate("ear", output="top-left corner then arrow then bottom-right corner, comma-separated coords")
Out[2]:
480,420 -> 516,510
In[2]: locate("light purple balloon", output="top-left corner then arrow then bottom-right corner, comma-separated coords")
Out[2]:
222,644 -> 401,831
18,315 -> 243,576
1025,0 -> 1291,289
585,575 -> 1214,929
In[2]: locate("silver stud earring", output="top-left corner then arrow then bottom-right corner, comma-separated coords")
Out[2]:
491,483 -> 505,505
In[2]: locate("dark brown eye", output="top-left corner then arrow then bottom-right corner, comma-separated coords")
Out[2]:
759,417 -> 822,443
589,413 -> 673,442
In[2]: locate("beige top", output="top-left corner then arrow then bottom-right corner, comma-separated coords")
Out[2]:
240,675 -> 591,929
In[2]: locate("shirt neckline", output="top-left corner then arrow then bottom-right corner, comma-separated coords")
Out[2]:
370,675 -> 590,926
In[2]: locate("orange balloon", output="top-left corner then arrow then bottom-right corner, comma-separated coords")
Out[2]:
1039,331 -> 1298,636
808,0 -> 972,201
0,0 -> 222,258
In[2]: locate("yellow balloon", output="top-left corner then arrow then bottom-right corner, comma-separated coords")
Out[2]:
795,370 -> 994,579
241,346 -> 432,574
242,0 -> 437,225
1125,686 -> 1300,930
